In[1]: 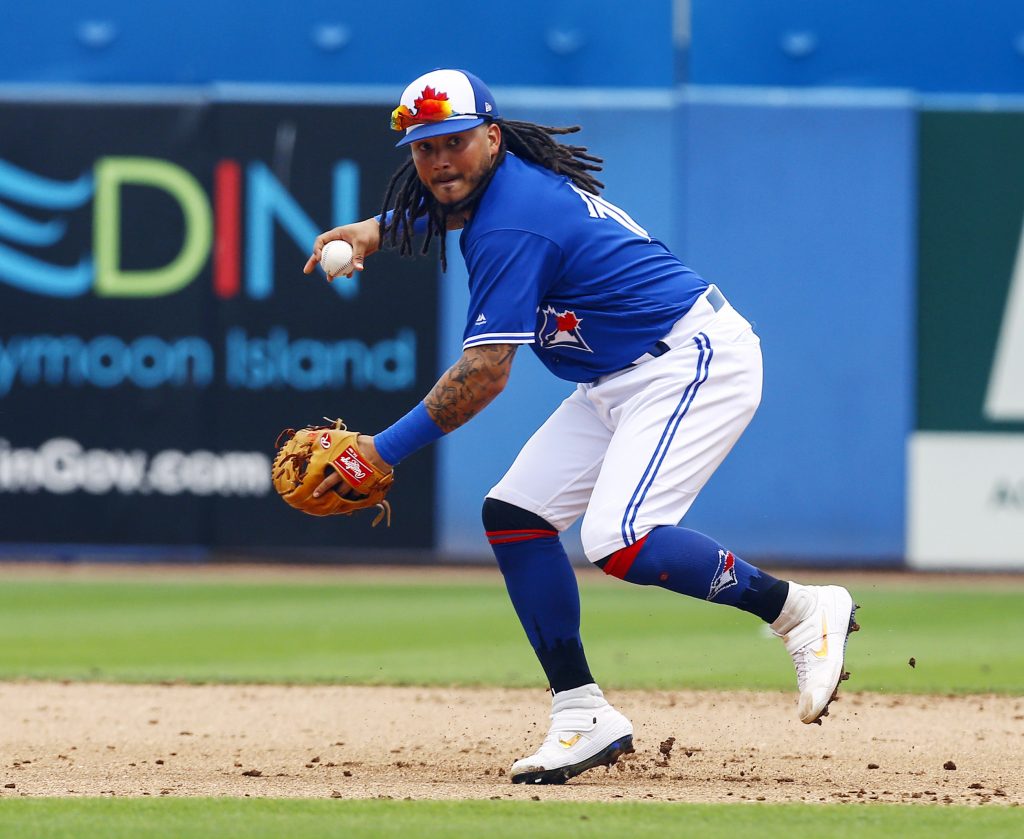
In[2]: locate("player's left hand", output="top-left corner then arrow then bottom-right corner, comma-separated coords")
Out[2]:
312,435 -> 390,498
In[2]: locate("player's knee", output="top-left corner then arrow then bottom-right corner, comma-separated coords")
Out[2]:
481,496 -> 556,534
596,535 -> 651,578
580,512 -> 658,566
579,513 -> 617,564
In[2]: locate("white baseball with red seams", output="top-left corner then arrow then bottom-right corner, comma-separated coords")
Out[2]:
320,240 -> 354,277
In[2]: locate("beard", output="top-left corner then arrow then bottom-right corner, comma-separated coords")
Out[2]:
435,145 -> 506,216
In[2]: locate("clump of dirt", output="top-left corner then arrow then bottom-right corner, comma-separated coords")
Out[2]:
656,737 -> 676,766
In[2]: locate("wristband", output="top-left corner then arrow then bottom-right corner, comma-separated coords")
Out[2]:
374,402 -> 445,466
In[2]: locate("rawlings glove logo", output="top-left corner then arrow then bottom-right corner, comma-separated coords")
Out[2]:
333,446 -> 372,486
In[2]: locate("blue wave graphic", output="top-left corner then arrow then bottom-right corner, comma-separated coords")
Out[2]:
0,242 -> 92,297
0,160 -> 93,209
0,202 -> 67,247
0,158 -> 93,296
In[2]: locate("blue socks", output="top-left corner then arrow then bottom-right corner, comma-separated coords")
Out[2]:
483,499 -> 787,695
600,525 -> 788,623
483,499 -> 594,693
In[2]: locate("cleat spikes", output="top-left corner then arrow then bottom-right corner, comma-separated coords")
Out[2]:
511,735 -> 634,785
849,605 -> 861,633
840,671 -> 851,681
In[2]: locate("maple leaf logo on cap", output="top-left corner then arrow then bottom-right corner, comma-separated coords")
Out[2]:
414,86 -> 450,117
391,85 -> 454,132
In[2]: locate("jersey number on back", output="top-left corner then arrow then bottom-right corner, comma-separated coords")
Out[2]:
568,184 -> 650,240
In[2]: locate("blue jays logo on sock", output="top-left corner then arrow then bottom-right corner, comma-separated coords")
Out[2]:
538,306 -> 593,353
707,549 -> 738,600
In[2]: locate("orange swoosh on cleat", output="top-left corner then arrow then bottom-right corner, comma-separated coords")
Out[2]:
559,734 -> 581,748
812,616 -> 829,658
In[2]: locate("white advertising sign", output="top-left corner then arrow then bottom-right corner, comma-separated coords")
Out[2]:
908,432 -> 1024,569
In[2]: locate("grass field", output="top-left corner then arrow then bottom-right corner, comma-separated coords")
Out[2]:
1,567 -> 1022,837
0,573 -> 1021,693
1,798 -> 1022,839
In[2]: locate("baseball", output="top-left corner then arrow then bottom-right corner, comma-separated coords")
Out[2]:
320,239 -> 354,277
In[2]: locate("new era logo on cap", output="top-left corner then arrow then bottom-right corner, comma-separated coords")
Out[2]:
391,69 -> 499,147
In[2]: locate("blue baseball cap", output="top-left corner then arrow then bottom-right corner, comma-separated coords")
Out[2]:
390,69 -> 499,148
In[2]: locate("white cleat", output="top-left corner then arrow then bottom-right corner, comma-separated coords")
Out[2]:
771,583 -> 860,725
510,683 -> 634,785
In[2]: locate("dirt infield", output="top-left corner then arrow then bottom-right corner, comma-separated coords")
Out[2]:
1,682 -> 1021,806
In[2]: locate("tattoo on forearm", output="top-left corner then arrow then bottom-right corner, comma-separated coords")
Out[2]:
426,344 -> 517,432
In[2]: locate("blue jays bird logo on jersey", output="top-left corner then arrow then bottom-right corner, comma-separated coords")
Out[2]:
539,306 -> 593,353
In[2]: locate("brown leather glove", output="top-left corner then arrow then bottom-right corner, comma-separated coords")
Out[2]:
272,419 -> 393,526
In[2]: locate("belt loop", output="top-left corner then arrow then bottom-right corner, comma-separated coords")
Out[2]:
706,285 -> 725,313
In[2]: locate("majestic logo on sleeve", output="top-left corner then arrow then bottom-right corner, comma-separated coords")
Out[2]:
538,306 -> 593,353
707,549 -> 738,600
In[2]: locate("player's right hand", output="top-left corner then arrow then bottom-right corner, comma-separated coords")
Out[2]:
303,218 -> 381,279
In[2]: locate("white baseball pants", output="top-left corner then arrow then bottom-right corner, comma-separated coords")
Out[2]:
488,286 -> 763,563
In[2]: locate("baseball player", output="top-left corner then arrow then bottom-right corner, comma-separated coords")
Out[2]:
303,69 -> 859,785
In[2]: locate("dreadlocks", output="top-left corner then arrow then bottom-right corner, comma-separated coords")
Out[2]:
378,119 -> 605,271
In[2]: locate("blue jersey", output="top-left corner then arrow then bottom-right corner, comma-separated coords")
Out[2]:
459,153 -> 708,383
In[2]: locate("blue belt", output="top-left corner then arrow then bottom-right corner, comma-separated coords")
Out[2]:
646,286 -> 726,360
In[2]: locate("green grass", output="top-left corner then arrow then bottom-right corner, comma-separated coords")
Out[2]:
0,573 -> 1020,694
0,798 -> 1021,839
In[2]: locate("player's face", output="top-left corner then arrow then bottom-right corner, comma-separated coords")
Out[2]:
410,123 -> 501,206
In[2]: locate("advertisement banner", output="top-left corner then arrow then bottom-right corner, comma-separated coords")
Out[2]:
0,100 -> 437,549
910,111 -> 1024,568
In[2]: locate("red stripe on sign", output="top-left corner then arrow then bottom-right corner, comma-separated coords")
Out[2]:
214,159 -> 241,299
601,534 -> 649,579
